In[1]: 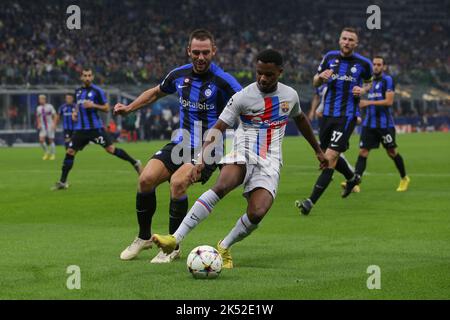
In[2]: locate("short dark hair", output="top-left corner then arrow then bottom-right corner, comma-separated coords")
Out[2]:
189,29 -> 215,46
82,67 -> 93,73
373,55 -> 386,64
341,27 -> 358,38
256,49 -> 283,67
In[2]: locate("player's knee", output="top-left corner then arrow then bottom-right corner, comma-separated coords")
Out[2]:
246,209 -> 266,224
359,149 -> 369,157
67,148 -> 76,156
170,177 -> 188,199
105,146 -> 115,154
139,173 -> 157,191
211,183 -> 230,199
387,148 -> 397,158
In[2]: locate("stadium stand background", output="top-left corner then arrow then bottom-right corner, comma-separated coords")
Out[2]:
0,0 -> 448,145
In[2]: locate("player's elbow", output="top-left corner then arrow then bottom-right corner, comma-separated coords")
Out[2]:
312,76 -> 321,87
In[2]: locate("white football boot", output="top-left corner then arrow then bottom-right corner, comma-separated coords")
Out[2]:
150,249 -> 181,264
120,237 -> 153,260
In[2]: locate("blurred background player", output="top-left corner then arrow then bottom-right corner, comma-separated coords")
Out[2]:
353,56 -> 410,192
152,49 -> 327,268
52,67 -> 142,190
36,94 -> 56,160
114,29 -> 242,263
296,27 -> 373,215
309,84 -> 360,193
55,93 -> 76,150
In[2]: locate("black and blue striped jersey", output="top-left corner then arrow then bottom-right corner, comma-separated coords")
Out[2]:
363,74 -> 395,129
58,103 -> 76,130
74,84 -> 107,130
160,63 -> 242,148
317,50 -> 373,118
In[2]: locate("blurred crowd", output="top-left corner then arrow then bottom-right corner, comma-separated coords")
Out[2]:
0,0 -> 448,89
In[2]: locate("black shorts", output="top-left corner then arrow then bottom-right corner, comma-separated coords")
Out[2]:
69,128 -> 113,151
319,116 -> 357,152
151,142 -> 218,184
63,130 -> 74,141
360,127 -> 397,150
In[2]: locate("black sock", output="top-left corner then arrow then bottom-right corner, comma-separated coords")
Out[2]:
169,196 -> 188,250
335,156 -> 354,180
309,168 -> 334,204
392,154 -> 406,178
136,190 -> 156,240
60,154 -> 75,183
355,155 -> 367,177
169,196 -> 188,234
113,148 -> 137,165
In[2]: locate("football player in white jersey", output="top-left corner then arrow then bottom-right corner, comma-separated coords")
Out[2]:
152,49 -> 327,268
36,95 -> 57,160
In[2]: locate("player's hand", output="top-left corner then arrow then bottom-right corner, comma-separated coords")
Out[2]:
72,112 -> 78,121
83,100 -> 94,109
359,100 -> 370,108
356,116 -> 362,125
113,103 -> 131,116
319,69 -> 333,82
352,86 -> 364,97
190,163 -> 205,184
316,152 -> 329,170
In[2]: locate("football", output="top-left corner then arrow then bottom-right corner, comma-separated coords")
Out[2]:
186,245 -> 223,279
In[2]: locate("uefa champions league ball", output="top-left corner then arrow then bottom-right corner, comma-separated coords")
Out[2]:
186,245 -> 223,279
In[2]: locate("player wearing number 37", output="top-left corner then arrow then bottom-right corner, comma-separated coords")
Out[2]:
296,27 -> 373,215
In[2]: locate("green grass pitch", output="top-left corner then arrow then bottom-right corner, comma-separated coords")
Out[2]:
1,132 -> 449,299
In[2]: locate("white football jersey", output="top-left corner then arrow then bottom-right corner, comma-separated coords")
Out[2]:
36,104 -> 56,129
219,82 -> 301,173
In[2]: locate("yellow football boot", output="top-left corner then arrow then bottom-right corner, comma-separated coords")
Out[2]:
42,153 -> 50,160
151,234 -> 177,254
217,241 -> 233,269
396,176 -> 410,192
49,154 -> 56,160
340,181 -> 361,193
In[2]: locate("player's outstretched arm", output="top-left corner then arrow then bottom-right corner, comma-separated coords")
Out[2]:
293,112 -> 328,169
113,85 -> 167,116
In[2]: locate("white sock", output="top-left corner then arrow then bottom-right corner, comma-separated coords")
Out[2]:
173,189 -> 220,244
50,142 -> 55,155
40,142 -> 48,153
221,213 -> 258,249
